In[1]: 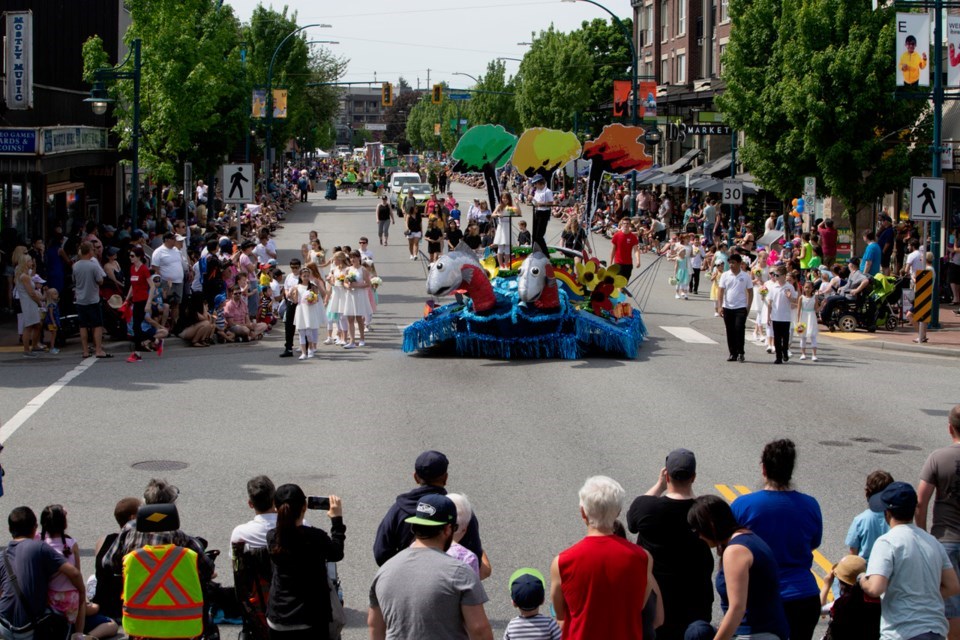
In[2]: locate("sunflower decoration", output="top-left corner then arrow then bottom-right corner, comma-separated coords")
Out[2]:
597,265 -> 629,299
576,257 -> 604,291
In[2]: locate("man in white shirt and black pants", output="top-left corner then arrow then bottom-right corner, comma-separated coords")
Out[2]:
717,254 -> 753,362
529,174 -> 554,252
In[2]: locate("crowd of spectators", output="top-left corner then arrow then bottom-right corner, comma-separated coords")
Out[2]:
3,404 -> 960,640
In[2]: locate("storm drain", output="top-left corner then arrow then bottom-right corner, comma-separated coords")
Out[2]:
131,460 -> 190,471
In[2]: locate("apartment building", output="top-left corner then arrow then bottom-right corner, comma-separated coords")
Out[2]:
337,87 -> 386,144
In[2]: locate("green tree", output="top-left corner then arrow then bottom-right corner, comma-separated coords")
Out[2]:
405,90 -> 460,152
451,125 -> 518,206
515,26 -> 592,130
244,6 -> 346,158
719,0 -> 928,238
384,89 -> 422,146
576,17 -> 634,136
82,0 -> 247,182
469,60 -> 520,133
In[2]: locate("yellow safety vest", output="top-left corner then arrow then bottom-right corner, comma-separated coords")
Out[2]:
122,544 -> 204,639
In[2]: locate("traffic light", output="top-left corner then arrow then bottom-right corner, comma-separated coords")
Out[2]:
381,82 -> 393,107
432,84 -> 443,104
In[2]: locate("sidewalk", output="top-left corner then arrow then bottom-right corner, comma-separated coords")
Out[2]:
819,306 -> 960,358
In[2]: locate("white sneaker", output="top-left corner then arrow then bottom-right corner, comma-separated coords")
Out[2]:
766,346 -> 774,354
358,340 -> 366,347
335,339 -> 345,345
343,342 -> 356,349
307,349 -> 315,358
322,337 -> 334,345
409,255 -> 415,260
713,312 -> 719,317
788,350 -> 793,358
675,294 -> 681,299
799,354 -> 807,360
298,354 -> 307,360
811,355 -> 819,362
681,294 -> 688,300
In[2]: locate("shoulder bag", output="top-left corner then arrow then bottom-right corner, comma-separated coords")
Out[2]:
2,548 -> 71,639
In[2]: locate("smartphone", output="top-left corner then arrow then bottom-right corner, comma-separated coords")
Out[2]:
307,496 -> 330,510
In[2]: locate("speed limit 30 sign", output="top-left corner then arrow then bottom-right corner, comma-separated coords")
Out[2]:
722,180 -> 743,205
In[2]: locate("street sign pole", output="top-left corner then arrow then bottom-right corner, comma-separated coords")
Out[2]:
931,0 -> 944,328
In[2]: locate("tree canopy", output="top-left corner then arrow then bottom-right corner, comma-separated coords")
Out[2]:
515,26 -> 593,131
467,60 -> 520,133
719,0 -> 929,231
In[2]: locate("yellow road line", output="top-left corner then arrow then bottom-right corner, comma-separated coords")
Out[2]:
734,485 -> 751,495
715,484 -> 739,502
812,550 -> 834,574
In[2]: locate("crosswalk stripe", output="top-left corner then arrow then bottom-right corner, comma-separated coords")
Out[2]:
716,483 -> 834,600
660,326 -> 718,344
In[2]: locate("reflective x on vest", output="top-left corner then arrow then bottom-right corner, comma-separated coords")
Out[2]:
123,544 -> 203,639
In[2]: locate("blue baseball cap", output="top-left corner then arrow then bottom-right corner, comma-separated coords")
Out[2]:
414,450 -> 449,481
509,568 -> 546,611
869,481 -> 918,513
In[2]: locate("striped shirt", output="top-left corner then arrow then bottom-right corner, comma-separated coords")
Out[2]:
503,614 -> 561,640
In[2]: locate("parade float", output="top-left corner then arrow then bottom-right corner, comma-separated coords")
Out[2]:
402,124 -> 654,360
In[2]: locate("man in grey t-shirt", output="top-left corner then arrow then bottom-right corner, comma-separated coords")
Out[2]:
368,494 -> 492,640
917,404 -> 960,639
72,241 -> 108,358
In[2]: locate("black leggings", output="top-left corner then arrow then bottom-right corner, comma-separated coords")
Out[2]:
532,209 -> 551,251
783,595 -> 821,640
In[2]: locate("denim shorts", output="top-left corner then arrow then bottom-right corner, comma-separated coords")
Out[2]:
943,541 -> 960,618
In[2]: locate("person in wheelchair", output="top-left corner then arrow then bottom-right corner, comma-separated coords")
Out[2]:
820,257 -> 873,331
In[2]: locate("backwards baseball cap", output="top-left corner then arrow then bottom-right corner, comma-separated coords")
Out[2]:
415,450 -> 449,481
175,234 -> 186,242
665,448 -> 696,481
404,493 -> 457,527
509,568 -> 546,611
869,481 -> 918,513
530,174 -> 545,184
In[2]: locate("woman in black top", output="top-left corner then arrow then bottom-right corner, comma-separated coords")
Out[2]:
267,484 -> 345,640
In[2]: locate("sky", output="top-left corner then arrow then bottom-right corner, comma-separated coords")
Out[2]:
227,0 -> 630,89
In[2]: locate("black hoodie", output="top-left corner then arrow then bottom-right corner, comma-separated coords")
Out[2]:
373,485 -> 483,567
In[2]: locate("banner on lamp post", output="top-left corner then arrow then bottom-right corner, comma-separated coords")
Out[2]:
613,80 -> 631,117
895,12 -> 930,87
639,80 -> 658,119
3,10 -> 34,110
949,17 -> 960,87
272,89 -> 288,118
251,89 -> 267,118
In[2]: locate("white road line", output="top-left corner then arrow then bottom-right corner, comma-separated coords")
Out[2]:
660,326 -> 718,344
0,357 -> 98,444
396,324 -> 410,332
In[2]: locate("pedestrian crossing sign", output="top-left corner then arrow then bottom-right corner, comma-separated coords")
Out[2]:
222,163 -> 254,204
910,176 -> 944,222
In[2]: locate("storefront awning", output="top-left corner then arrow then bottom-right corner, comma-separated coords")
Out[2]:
659,148 -> 702,175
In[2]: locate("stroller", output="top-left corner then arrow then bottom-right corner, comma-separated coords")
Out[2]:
324,178 -> 338,200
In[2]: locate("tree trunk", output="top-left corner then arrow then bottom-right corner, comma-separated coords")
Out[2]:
583,163 -> 606,230
482,164 -> 500,210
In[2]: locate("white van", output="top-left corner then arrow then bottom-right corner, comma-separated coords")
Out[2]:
388,172 -> 424,208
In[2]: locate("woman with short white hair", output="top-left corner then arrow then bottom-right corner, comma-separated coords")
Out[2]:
446,493 -> 492,579
578,475 -> 625,532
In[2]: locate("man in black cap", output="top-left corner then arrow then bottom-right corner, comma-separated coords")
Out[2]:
860,481 -> 960,640
373,451 -> 485,567
368,494 -> 492,640
626,449 -> 713,640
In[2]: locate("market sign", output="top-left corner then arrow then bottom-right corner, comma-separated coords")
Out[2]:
684,124 -> 733,136
0,128 -> 37,154
3,10 -> 33,109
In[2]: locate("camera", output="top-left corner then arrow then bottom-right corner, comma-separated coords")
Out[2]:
307,496 -> 330,510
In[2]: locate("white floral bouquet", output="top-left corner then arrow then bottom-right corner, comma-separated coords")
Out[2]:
370,276 -> 383,290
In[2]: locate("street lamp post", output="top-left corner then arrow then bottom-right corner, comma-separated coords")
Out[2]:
85,38 -> 142,228
265,23 -> 331,180
452,73 -> 482,141
561,0 -> 638,214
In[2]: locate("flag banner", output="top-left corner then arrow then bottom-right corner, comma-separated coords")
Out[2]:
896,12 -> 930,87
613,80 -> 631,117
251,89 -> 266,118
272,89 -> 288,118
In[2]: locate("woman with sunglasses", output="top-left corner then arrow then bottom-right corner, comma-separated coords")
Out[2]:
688,495 -> 789,640
124,246 -> 151,362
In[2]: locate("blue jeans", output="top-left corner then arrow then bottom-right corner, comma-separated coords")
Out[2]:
943,541 -> 960,618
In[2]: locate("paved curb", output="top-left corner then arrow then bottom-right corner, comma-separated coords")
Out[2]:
825,336 -> 960,358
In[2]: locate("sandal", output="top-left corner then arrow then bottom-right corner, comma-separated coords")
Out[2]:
913,338 -> 928,343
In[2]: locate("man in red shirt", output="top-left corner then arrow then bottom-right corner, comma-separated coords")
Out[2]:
818,219 -> 838,266
610,219 -> 641,279
551,476 -> 657,639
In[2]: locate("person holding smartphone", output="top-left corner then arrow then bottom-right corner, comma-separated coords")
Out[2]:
267,484 -> 345,639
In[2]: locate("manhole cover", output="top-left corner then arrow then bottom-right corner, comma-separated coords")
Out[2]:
887,444 -> 922,451
851,437 -> 880,443
819,440 -> 853,447
868,449 -> 901,455
131,460 -> 189,471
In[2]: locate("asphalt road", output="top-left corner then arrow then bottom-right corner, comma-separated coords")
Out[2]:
1,182 -> 957,638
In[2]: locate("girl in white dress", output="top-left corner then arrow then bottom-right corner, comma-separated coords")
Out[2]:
293,268 -> 325,359
492,192 -> 520,269
325,252 -> 348,345
341,251 -> 373,349
751,250 -> 769,343
797,281 -> 820,361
